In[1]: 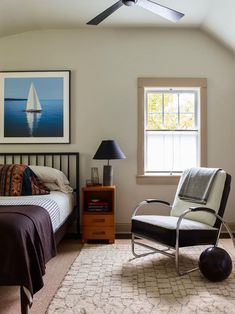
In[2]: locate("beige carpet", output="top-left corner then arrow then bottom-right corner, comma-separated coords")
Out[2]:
47,241 -> 235,314
0,239 -> 82,314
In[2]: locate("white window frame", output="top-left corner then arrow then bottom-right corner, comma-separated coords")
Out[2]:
137,78 -> 207,184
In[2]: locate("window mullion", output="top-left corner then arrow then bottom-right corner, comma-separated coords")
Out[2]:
177,93 -> 180,128
162,93 -> 164,128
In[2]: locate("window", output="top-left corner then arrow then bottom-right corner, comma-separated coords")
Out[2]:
137,78 -> 207,184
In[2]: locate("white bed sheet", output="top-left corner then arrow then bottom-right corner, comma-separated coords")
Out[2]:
0,191 -> 74,232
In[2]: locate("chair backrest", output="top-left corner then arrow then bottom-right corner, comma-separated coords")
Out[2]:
171,168 -> 231,227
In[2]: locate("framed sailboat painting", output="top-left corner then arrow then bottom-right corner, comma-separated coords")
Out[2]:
0,70 -> 70,143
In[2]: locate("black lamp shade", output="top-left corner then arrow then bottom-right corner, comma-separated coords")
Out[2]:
93,140 -> 126,160
93,140 -> 125,186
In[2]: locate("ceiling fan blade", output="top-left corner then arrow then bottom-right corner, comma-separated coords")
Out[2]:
136,0 -> 184,22
87,1 -> 123,25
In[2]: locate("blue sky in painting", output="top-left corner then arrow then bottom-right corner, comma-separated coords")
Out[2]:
4,77 -> 64,100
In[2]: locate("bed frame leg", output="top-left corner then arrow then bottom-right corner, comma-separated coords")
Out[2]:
20,286 -> 29,314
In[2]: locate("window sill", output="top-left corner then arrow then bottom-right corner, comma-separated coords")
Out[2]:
136,174 -> 181,185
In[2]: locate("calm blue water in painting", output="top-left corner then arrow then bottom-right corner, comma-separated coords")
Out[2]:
4,99 -> 63,137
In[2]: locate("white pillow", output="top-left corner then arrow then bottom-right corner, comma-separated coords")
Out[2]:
29,165 -> 73,193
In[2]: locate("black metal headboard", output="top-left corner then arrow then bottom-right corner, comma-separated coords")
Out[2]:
0,151 -> 80,214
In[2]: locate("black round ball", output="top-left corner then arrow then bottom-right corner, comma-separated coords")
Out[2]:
199,247 -> 232,282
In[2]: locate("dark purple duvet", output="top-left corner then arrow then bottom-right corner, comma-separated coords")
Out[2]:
0,205 -> 56,297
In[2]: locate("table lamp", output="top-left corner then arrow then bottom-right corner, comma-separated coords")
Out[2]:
93,140 -> 126,186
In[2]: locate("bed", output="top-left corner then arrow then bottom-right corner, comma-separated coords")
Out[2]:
0,152 -> 80,314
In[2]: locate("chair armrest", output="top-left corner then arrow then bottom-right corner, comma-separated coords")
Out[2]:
145,199 -> 170,206
177,207 -> 217,229
175,206 -> 235,250
132,199 -> 171,218
189,206 -> 216,215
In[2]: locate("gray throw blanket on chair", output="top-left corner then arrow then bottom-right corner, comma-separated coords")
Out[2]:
178,167 -> 220,204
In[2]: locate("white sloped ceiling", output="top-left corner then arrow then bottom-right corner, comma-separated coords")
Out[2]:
0,0 -> 235,53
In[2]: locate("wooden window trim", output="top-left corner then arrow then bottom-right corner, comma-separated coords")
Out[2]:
137,77 -> 207,185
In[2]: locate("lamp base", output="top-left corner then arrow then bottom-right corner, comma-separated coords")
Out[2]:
103,165 -> 113,186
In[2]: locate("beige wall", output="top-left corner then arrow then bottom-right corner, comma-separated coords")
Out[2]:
0,28 -> 235,231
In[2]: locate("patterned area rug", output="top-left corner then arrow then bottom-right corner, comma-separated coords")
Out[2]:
47,242 -> 235,314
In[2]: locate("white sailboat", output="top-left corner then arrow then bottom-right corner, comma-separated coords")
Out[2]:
26,111 -> 42,136
24,83 -> 42,112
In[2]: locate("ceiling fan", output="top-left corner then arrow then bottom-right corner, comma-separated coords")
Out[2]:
87,0 -> 184,25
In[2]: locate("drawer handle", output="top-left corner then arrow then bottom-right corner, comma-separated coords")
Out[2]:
93,219 -> 105,223
92,231 -> 106,235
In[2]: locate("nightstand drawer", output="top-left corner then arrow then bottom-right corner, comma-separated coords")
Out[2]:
83,214 -> 114,226
82,186 -> 116,243
83,226 -> 114,240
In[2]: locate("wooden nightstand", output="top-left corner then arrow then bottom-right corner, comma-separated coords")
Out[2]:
82,185 -> 115,243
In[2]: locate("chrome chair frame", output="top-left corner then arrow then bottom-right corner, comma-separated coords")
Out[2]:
131,199 -> 235,276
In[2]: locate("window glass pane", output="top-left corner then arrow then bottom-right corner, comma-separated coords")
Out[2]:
179,93 -> 195,113
147,93 -> 162,112
164,93 -> 178,113
164,114 -> 178,129
147,113 -> 162,129
179,113 -> 195,129
145,131 -> 198,172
